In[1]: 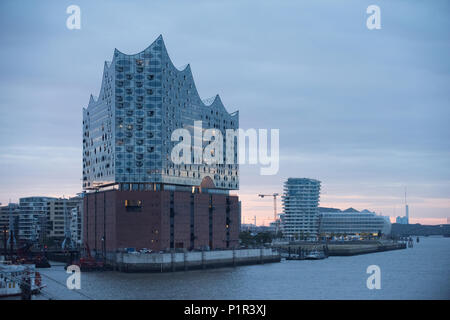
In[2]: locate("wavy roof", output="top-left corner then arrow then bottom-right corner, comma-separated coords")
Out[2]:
86,35 -> 238,118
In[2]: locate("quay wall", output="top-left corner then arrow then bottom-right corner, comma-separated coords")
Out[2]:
114,248 -> 280,272
274,241 -> 407,257
327,242 -> 406,256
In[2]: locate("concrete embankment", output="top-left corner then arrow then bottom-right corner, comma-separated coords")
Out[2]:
327,242 -> 406,256
275,241 -> 406,257
114,248 -> 280,272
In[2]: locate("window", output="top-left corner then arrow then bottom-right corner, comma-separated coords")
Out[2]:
125,200 -> 143,212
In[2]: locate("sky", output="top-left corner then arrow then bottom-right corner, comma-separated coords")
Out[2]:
0,0 -> 449,225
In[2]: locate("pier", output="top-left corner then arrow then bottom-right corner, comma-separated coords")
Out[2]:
275,240 -> 406,257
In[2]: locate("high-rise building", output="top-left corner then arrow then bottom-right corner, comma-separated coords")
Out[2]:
0,204 -> 19,245
281,178 -> 321,238
46,199 -> 67,242
46,197 -> 84,245
82,36 -> 240,255
18,197 -> 56,243
82,35 -> 239,192
0,204 -> 14,231
16,197 -> 83,245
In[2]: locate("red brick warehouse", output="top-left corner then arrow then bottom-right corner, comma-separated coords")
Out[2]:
83,187 -> 240,255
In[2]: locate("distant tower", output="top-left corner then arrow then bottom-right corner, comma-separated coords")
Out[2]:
405,187 -> 409,224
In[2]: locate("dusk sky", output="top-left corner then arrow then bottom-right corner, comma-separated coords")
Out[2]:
0,0 -> 449,225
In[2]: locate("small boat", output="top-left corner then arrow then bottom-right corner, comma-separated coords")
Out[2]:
408,237 -> 414,248
0,263 -> 46,298
304,250 -> 326,260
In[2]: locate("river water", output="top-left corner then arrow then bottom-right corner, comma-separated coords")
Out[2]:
31,236 -> 450,300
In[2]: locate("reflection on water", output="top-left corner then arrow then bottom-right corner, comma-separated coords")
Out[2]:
31,236 -> 450,300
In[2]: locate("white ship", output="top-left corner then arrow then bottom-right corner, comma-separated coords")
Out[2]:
0,262 -> 45,298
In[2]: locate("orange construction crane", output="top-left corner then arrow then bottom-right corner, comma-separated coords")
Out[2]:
258,193 -> 279,222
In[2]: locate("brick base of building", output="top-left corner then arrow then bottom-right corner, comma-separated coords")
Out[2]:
83,190 -> 240,254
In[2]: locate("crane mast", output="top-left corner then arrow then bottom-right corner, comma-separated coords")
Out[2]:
258,193 -> 279,222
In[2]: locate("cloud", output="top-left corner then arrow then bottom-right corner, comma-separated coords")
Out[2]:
0,0 -> 449,224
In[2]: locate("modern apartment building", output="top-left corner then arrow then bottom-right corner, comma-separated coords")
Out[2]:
319,207 -> 392,235
46,197 -> 84,244
18,197 -> 56,243
16,197 -> 83,245
0,204 -> 19,244
61,195 -> 84,248
82,36 -> 240,255
281,178 -> 321,238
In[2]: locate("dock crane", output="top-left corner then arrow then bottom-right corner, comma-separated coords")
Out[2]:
258,193 -> 279,222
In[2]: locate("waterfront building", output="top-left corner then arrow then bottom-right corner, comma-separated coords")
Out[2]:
0,204 -> 19,244
0,204 -> 12,231
18,197 -> 56,243
281,178 -> 321,238
46,198 -> 73,243
16,197 -> 83,245
268,219 -> 281,233
46,196 -> 83,246
68,203 -> 83,247
319,207 -> 391,236
82,36 -> 240,255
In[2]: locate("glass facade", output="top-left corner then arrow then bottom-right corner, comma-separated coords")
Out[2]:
319,210 -> 391,235
83,35 -> 239,191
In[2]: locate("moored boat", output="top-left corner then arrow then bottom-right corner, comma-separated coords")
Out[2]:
0,262 -> 46,298
304,250 -> 326,260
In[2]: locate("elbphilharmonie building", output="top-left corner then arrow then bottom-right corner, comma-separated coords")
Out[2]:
82,36 -> 240,253
82,35 -> 239,192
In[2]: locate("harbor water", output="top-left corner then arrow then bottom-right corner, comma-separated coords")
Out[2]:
30,236 -> 450,300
